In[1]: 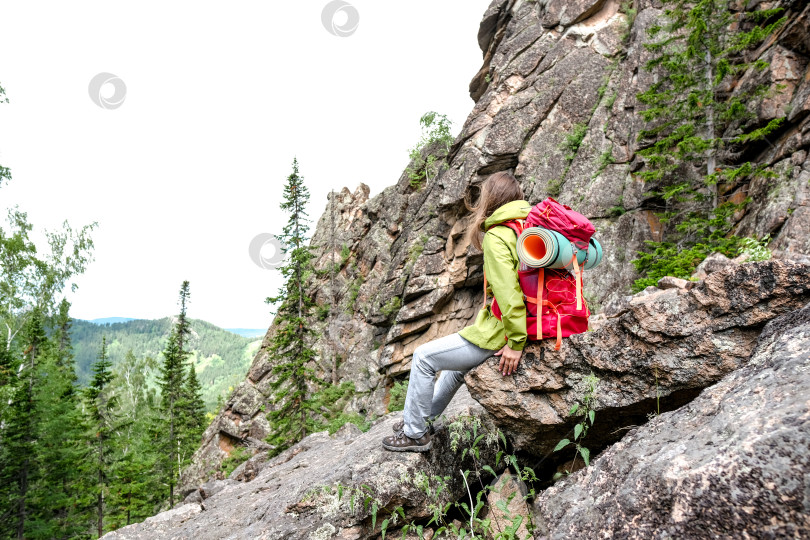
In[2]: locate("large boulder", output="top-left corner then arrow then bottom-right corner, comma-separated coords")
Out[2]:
466,260 -> 810,458
531,301 -> 810,538
103,388 -> 501,540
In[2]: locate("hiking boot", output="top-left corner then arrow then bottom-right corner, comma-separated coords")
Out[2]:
382,430 -> 432,452
392,419 -> 435,435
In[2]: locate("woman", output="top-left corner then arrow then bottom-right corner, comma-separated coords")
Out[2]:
382,171 -> 531,452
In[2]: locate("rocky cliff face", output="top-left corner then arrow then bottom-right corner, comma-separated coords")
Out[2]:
179,0 -> 810,503
105,260 -> 810,539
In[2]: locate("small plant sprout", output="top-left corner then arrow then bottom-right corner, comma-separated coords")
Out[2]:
553,373 -> 599,478
737,234 -> 772,262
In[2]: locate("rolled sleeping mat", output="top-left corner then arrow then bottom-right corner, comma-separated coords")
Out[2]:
583,237 -> 603,270
517,227 -> 586,269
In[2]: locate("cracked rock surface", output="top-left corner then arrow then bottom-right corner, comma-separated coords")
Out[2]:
532,300 -> 810,539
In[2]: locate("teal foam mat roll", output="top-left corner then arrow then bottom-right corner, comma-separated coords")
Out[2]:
516,227 -> 602,270
516,227 -> 573,268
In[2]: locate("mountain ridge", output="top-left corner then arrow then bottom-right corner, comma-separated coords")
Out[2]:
70,317 -> 261,412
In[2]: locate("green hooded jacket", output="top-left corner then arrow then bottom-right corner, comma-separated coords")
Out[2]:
459,199 -> 532,351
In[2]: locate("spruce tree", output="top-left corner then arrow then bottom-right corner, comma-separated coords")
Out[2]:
632,1 -> 787,289
179,361 -> 206,457
109,350 -> 161,529
27,300 -> 91,539
0,307 -> 48,539
84,335 -> 117,538
156,281 -> 192,508
264,157 -> 321,455
0,210 -> 96,537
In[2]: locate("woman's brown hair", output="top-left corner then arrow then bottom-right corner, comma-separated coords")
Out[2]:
464,171 -> 524,251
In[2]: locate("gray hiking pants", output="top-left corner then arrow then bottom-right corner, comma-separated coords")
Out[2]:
402,332 -> 497,439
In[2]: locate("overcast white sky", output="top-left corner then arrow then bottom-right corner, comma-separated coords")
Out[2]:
0,0 -> 492,330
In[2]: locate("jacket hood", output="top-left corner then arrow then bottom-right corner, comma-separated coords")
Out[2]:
484,199 -> 532,229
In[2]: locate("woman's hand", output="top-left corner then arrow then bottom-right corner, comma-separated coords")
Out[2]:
494,344 -> 522,376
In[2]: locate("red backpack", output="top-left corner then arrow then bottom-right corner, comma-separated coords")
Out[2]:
484,198 -> 595,350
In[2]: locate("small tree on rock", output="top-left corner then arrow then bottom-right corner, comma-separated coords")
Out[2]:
156,281 -> 192,508
264,158 -> 322,455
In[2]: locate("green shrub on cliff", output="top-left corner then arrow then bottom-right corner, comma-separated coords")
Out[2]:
406,111 -> 454,188
631,201 -> 746,291
631,0 -> 786,291
387,379 -> 408,412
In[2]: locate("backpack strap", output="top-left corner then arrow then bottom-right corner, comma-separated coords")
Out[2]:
562,252 -> 583,311
489,219 -> 525,238
537,268 -> 543,341
522,268 -> 544,341
572,255 -> 582,311
482,270 -> 488,310
543,300 -> 563,351
527,294 -> 562,350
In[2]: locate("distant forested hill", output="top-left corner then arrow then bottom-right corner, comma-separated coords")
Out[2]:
71,317 -> 261,412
